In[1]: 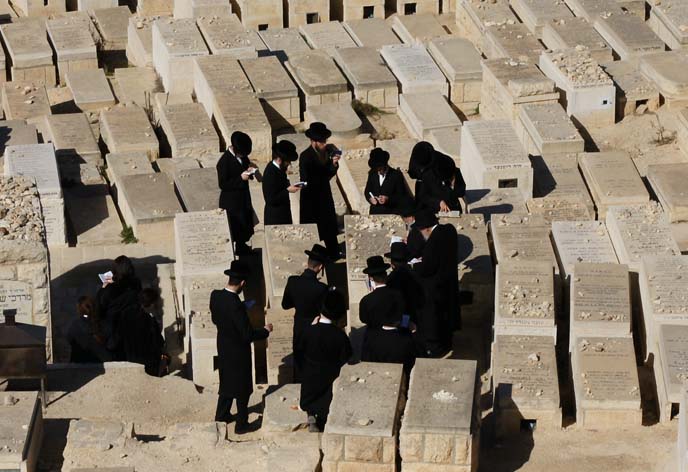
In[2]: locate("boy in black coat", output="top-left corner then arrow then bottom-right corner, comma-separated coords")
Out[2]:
211,261 -> 273,432
364,148 -> 410,215
217,131 -> 257,255
118,288 -> 167,376
262,140 -> 302,225
296,288 -> 352,432
385,242 -> 424,325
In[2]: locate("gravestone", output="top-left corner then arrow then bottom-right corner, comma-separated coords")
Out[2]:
46,12 -> 98,84
193,55 -> 252,117
606,203 -> 681,272
304,102 -> 362,140
196,16 -> 267,58
578,151 -> 649,218
285,50 -> 351,109
100,105 -> 159,161
126,15 -> 159,67
258,27 -> 311,62
526,195 -> 592,224
460,120 -> 533,200
332,46 -> 399,111
639,51 -> 688,109
483,22 -> 545,63
299,21 -> 357,56
137,0 -> 172,15
65,69 -> 116,112
390,12 -> 448,45
428,127 -> 461,164
465,188 -> 529,221
647,163 -> 688,223
455,0 -> 519,51
105,151 -> 154,197
323,362 -> 404,472
180,273 -> 226,352
233,0 -> 283,31
263,384 -> 306,432
0,20 -> 55,86
336,147 -> 373,215
531,153 -> 595,216
400,359 -> 479,471
515,103 -> 584,156
173,167 -> 220,212
1,82 -> 51,122
44,113 -> 102,186
398,92 -> 461,140
551,221 -> 618,278
0,120 -> 37,159
655,324 -> 688,422
90,6 -> 131,52
174,0 -> 232,18
189,311 -> 218,389
570,263 -> 630,349
648,0 -> 688,50
541,17 -> 612,64
563,0 -> 621,22
343,18 -> 400,49
284,0 -> 330,27
158,102 -> 218,159
427,37 -> 482,113
0,280 -> 33,324
571,335 -> 641,429
380,44 -> 448,97
334,0 -> 385,22
0,392 -> 43,472
113,67 -> 162,107
593,11 -> 664,61
509,0 -> 574,37
212,90 -> 272,162
64,185 -> 122,247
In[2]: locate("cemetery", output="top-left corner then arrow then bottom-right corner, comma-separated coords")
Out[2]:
0,0 -> 686,471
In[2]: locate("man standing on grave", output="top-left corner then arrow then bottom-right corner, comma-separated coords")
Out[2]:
296,288 -> 352,432
358,256 -> 406,341
419,152 -> 466,213
412,210 -> 460,357
364,148 -> 410,215
217,131 -> 257,255
386,242 -> 424,326
211,260 -> 273,432
281,244 -> 330,381
407,141 -> 435,209
262,140 -> 302,225
299,122 -> 342,260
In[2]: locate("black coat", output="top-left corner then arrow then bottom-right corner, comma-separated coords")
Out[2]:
361,328 -> 416,373
299,146 -> 339,252
262,162 -> 292,225
217,150 -> 254,245
363,167 -> 410,215
67,316 -> 112,363
359,286 -> 405,329
413,166 -> 435,210
281,269 -> 328,349
419,166 -> 466,213
211,289 -> 269,397
119,306 -> 165,376
96,277 -> 142,358
296,322 -> 351,417
406,226 -> 425,260
387,264 -> 424,323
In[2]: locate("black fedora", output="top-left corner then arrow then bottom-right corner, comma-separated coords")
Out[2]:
368,148 -> 390,168
413,209 -> 439,229
384,242 -> 410,262
305,122 -> 332,142
273,140 -> 298,162
321,287 -> 347,320
231,131 -> 252,156
362,255 -> 390,275
224,260 -> 251,280
305,244 -> 331,264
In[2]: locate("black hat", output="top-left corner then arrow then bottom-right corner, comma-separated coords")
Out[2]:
321,287 -> 347,321
434,152 -> 457,181
399,201 -> 417,218
413,209 -> 439,229
368,148 -> 390,168
411,141 -> 434,167
362,255 -> 390,275
305,244 -> 331,264
273,140 -> 298,162
384,242 -> 410,262
231,131 -> 252,156
224,260 -> 250,280
305,122 -> 332,142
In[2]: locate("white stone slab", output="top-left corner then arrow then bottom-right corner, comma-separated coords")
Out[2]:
380,44 -> 448,96
551,221 -> 618,278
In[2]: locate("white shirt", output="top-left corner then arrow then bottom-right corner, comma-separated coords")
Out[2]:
378,172 -> 386,187
224,287 -> 238,294
373,284 -> 386,290
318,316 -> 333,325
272,160 -> 281,170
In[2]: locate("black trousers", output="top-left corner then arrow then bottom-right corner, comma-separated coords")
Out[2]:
215,393 -> 249,425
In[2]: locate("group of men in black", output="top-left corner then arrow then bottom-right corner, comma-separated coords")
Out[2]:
212,123 -> 464,434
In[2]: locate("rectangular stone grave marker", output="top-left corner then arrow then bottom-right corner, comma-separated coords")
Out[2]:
465,188 -> 529,221
4,143 -> 61,200
0,21 -> 55,86
258,27 -> 311,62
343,18 -> 400,49
332,46 -> 399,111
263,384 -> 306,432
427,36 -> 482,113
526,195 -> 593,224
233,0 -> 283,31
159,102 -> 218,159
648,0 -> 688,50
174,209 -> 233,282
196,16 -> 266,58
398,92 -> 461,140
44,113 -> 101,186
126,15 -> 157,68
647,163 -> 688,223
65,69 -> 116,112
391,12 -> 448,45
152,18 -> 208,95
299,21 -> 357,56
491,214 -> 556,269
516,103 -> 584,156
113,66 -> 162,107
1,82 -> 51,122
285,50 -> 351,108
380,44 -> 448,97
90,6 -> 131,52
541,17 -> 612,64
0,392 -> 42,472
509,0 -> 574,37
483,22 -> 545,63
531,153 -> 595,215
456,0 -> 519,51
593,11 -> 664,61
173,167 -> 219,212
551,221 -> 618,278
47,12 -> 98,84
100,105 -> 159,161
189,311 -> 218,389
0,280 -> 33,324
105,151 -> 153,197
655,323 -> 688,422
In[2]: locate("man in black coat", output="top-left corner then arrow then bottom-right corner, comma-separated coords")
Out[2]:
118,288 -> 167,376
399,203 -> 425,261
281,244 -> 330,380
299,122 -> 341,259
217,131 -> 257,255
296,288 -> 352,432
407,141 -> 435,209
385,242 -> 424,325
413,210 -> 460,357
211,260 -> 273,432
364,148 -> 410,215
418,152 -> 466,213
262,140 -> 302,225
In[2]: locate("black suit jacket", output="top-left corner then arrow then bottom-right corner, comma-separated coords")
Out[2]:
359,286 -> 405,328
262,162 -> 292,225
210,289 -> 269,397
361,327 -> 416,373
216,150 -> 254,242
387,264 -> 424,322
363,167 -> 410,215
282,269 -> 329,345
419,165 -> 466,213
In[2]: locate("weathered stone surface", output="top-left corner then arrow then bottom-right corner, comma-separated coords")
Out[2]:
64,184 -> 122,247
0,20 -> 55,86
647,163 -> 688,223
173,0 -> 232,18
1,82 -> 51,122
427,37 -> 482,111
285,50 -> 351,107
90,6 -> 131,51
516,103 -> 584,156
105,151 -> 153,197
173,167 -> 220,212
304,102 -> 362,139
65,69 -> 116,112
541,17 -> 612,64
484,22 -> 544,63
380,44 -> 448,97
639,51 -> 688,108
656,324 -> 688,423
564,0 -> 621,22
100,105 -> 159,161
464,188 -> 528,221
332,46 -> 399,111
648,0 -> 688,50
258,27 -> 311,62
44,113 -> 101,186
0,120 -> 37,160
526,195 -> 592,224
0,392 -> 42,472
299,20 -> 357,55
593,11 -> 664,61
126,15 -> 159,67
439,213 -> 492,285
152,18 -> 208,95
398,93 -> 461,140
551,221 -> 618,278
113,67 -> 162,107
391,13 -> 448,45
159,102 -> 218,159
263,384 -> 306,432
531,152 -> 595,215
509,0 -> 574,37
456,0 -> 519,50
46,12 -> 98,84
174,209 -> 233,282
343,17 -> 400,49
196,15 -> 266,58
66,419 -> 131,451
233,0 -> 283,31
240,55 -> 300,127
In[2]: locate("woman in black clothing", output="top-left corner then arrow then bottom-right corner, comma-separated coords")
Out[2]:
67,296 -> 112,363
418,152 -> 466,213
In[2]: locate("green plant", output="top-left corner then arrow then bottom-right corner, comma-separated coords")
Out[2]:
120,225 -> 138,244
352,99 -> 388,118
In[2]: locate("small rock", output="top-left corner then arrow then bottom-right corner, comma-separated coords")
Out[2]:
357,418 -> 372,426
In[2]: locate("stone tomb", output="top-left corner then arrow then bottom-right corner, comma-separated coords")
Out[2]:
531,152 -> 595,215
647,164 -> 688,223
65,69 -> 116,112
605,203 -> 681,272
152,18 -> 209,95
105,151 -> 153,197
323,362 -> 404,472
240,55 -> 300,128
117,172 -> 183,244
480,59 -> 559,125
571,335 -> 641,429
400,359 -> 479,472
541,18 -> 612,64
593,11 -> 664,61
515,103 -> 584,157
233,0 -> 283,31
263,224 -> 322,385
648,0 -> 688,51
455,0 -> 519,52
158,102 -> 218,159
539,49 -> 615,129
342,18 -> 400,49
460,120 -> 533,200
189,310 -> 218,388
380,44 -> 448,97
0,120 -> 37,158
390,12 -> 448,45
174,0 -> 232,18
285,50 -> 351,109
578,151 -> 649,218
90,6 -> 131,53
304,102 -> 362,140
46,12 -> 98,84
263,384 -> 306,432
44,113 -> 102,186
551,221 -> 617,279
388,0 -> 439,15
212,90 -> 272,162
100,105 -> 159,161
491,334 -> 561,434
337,147 -> 374,215
563,0 -> 621,22
1,83 -> 51,123
113,66 -> 162,107
464,188 -> 529,221
126,15 -> 158,68
332,46 -> 399,111
427,37 -> 482,113
63,184 -> 122,247
258,27 -> 311,62
570,263 -> 630,349
173,167 -> 220,212
639,51 -> 688,109
299,21 -> 357,56
283,0 -> 329,27
193,55 -> 253,117
527,195 -> 592,224
655,323 -> 688,423
483,23 -> 545,64
196,16 -> 267,58
0,21 -> 55,86
428,126 -> 461,163
494,260 -> 556,337
0,392 -> 43,472
509,0 -> 573,38
180,273 -> 226,353
600,59 -> 660,120
398,93 -> 461,141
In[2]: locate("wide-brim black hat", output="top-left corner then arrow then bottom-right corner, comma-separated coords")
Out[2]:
273,140 -> 298,162
321,287 -> 347,320
384,242 -> 410,262
305,244 -> 331,264
411,141 -> 434,167
231,131 -> 253,156
399,201 -> 417,218
368,148 -> 390,168
305,122 -> 332,142
413,209 -> 439,229
224,260 -> 251,280
362,255 -> 390,275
